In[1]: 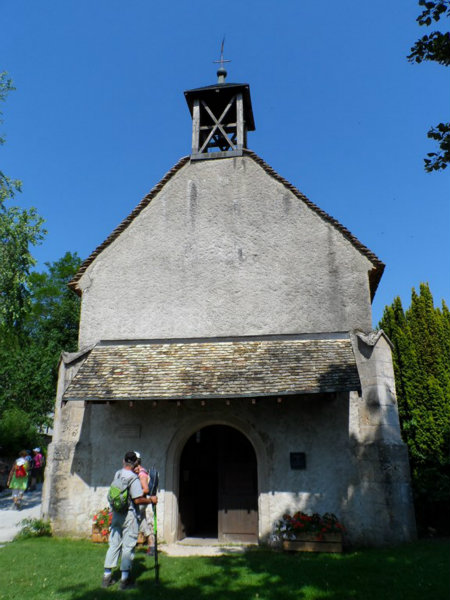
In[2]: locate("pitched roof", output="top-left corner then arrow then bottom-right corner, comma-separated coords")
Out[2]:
63,337 -> 361,401
69,151 -> 384,298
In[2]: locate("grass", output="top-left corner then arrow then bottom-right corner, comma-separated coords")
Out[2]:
0,538 -> 448,600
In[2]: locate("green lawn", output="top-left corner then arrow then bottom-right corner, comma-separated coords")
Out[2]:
0,538 -> 448,600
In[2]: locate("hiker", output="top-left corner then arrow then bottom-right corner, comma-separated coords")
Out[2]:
30,447 -> 45,491
102,451 -> 158,590
24,450 -> 33,490
7,450 -> 29,509
134,451 -> 156,556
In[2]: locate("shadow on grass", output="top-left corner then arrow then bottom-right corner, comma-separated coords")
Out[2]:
53,541 -> 449,600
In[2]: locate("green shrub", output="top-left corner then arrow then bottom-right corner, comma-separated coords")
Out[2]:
15,518 -> 52,540
0,407 -> 42,454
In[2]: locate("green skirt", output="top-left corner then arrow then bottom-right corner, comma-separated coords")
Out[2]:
9,472 -> 28,491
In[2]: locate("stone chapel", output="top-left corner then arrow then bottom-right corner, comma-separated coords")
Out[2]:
42,66 -> 416,546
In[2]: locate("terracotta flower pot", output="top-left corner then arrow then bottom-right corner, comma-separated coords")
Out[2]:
282,532 -> 343,553
92,525 -> 109,543
137,532 -> 148,545
91,526 -> 148,545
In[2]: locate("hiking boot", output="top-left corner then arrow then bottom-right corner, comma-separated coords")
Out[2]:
101,574 -> 113,588
119,578 -> 136,590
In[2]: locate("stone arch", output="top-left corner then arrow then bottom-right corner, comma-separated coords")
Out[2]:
163,414 -> 269,543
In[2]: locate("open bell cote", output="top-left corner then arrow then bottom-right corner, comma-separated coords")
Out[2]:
184,74 -> 255,160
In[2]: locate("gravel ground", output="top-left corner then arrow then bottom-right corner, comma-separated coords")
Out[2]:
161,538 -> 251,556
0,486 -> 43,544
0,489 -> 251,555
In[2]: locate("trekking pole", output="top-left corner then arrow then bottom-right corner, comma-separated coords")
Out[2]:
153,502 -> 159,584
149,467 -> 160,584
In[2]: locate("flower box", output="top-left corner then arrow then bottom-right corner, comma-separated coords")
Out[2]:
276,511 -> 345,553
282,532 -> 343,553
92,526 -> 109,543
91,526 -> 148,545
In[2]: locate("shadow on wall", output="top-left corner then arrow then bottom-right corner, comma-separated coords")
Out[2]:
69,401 -> 158,488
64,358 -> 415,547
264,360 -> 415,547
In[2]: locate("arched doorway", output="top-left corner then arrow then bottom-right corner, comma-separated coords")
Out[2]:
178,424 -> 258,542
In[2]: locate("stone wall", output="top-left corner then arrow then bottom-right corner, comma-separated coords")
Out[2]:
42,335 -> 416,546
44,386 -> 353,540
42,154 -> 415,546
346,331 -> 417,544
77,156 -> 374,346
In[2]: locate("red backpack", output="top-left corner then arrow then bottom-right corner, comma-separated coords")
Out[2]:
15,464 -> 27,478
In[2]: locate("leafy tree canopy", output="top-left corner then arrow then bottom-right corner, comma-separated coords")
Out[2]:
408,1 -> 450,171
0,72 -> 47,337
0,253 -> 82,433
0,407 -> 42,455
0,71 -> 81,451
1,72 -> 21,203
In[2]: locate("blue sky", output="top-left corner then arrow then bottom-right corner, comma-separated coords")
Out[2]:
2,1 -> 449,326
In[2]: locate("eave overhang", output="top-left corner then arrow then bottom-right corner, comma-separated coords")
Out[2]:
62,335 -> 361,402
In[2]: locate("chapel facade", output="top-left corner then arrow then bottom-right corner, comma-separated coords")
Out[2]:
42,67 -> 416,546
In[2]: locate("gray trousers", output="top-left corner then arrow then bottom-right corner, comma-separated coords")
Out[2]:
138,504 -> 154,538
104,509 -> 139,572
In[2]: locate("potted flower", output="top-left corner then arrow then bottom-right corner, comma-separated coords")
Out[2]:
92,508 -> 112,542
275,511 -> 345,553
91,508 -> 148,545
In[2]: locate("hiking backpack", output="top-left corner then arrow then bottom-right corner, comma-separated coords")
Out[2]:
15,464 -> 27,478
107,472 -> 138,513
148,466 -> 159,496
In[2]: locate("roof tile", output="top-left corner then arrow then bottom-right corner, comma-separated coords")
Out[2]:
63,338 -> 360,401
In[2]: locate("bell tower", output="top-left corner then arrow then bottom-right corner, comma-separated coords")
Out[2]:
184,50 -> 255,160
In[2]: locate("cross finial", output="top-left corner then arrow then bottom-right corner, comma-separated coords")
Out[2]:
213,37 -> 231,84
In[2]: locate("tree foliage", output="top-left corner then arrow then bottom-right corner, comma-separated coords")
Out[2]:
0,71 -> 21,199
0,72 -> 81,453
379,283 -> 450,533
408,1 -> 450,171
0,253 -> 82,437
0,202 -> 46,335
0,72 -> 46,337
0,408 -> 42,455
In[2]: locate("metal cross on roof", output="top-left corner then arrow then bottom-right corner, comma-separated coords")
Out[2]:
213,38 -> 231,83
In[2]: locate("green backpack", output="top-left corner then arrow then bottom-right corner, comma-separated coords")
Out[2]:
107,484 -> 129,513
107,473 -> 138,513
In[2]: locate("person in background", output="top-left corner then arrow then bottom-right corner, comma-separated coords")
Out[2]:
7,450 -> 29,509
24,450 -> 33,490
30,447 -> 45,491
134,451 -> 156,556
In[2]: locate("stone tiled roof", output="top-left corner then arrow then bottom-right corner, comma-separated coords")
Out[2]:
63,338 -> 360,401
68,151 -> 384,299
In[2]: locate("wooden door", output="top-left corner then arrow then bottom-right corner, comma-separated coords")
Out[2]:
218,427 -> 258,543
178,425 -> 258,542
